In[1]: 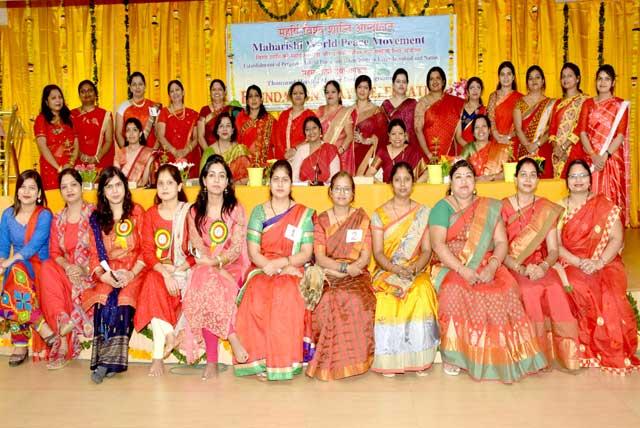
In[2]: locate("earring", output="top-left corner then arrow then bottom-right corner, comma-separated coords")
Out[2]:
223,188 -> 229,195
473,189 -> 478,196
37,197 -> 41,204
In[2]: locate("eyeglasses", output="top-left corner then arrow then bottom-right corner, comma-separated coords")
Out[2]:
331,186 -> 353,194
568,173 -> 589,179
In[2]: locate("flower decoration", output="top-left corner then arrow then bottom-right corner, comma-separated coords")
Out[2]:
445,79 -> 467,100
170,158 -> 195,183
77,163 -> 98,183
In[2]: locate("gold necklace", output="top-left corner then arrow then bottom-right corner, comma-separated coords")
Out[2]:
331,207 -> 351,226
170,106 -> 186,120
131,98 -> 145,108
269,199 -> 291,217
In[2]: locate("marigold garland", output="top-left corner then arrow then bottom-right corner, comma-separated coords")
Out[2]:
598,0 -> 605,66
89,0 -> 99,87
123,0 -> 131,79
308,0 -> 334,15
562,2 -> 569,64
255,0 -> 301,20
344,0 -> 379,18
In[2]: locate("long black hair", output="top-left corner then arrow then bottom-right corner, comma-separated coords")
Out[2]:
13,170 -> 47,215
245,85 -> 267,119
154,164 -> 188,205
193,154 -> 237,234
40,84 -> 72,126
95,166 -> 134,234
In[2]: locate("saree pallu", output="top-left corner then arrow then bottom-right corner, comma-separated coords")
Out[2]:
273,108 -> 316,159
71,107 -> 114,168
370,204 -> 439,374
487,90 -> 523,140
559,195 -> 639,373
501,197 -> 580,370
299,144 -> 340,183
317,105 -> 354,174
117,146 -> 154,186
236,110 -> 277,167
420,94 -> 465,156
306,208 -> 376,380
461,141 -> 511,178
382,98 -> 419,150
34,114 -> 76,190
157,107 -> 200,178
432,198 -> 548,382
200,144 -> 251,181
564,97 -> 630,226
352,106 -> 389,175
198,104 -> 241,146
548,94 -> 588,178
512,97 -> 555,178
235,204 -> 314,381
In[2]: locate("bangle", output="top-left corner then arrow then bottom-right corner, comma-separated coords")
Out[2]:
340,262 -> 348,274
488,256 -> 500,268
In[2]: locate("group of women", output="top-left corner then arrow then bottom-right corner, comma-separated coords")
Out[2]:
0,150 -> 637,384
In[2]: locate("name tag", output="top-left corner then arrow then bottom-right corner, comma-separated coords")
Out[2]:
346,229 -> 363,243
285,224 -> 302,242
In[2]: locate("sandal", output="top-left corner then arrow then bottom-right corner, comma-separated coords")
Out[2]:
8,349 -> 28,367
47,357 -> 69,370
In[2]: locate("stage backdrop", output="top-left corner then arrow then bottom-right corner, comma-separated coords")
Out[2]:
0,0 -> 638,225
228,15 -> 456,109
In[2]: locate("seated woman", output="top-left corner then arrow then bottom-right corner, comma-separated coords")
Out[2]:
501,158 -> 580,371
290,116 -> 340,184
114,117 -> 154,187
133,164 -> 193,377
181,155 -> 250,379
83,167 -> 146,384
365,119 -> 426,183
460,115 -> 510,182
429,159 -> 547,382
370,162 -> 439,376
557,159 -> 639,373
200,112 -> 251,184
306,172 -> 376,381
40,169 -> 96,369
0,170 -> 55,366
234,160 -> 315,381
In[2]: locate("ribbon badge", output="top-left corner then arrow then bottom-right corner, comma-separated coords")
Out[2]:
154,228 -> 171,260
115,219 -> 134,249
209,220 -> 228,252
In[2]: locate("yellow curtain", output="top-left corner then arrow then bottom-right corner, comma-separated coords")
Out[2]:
0,0 -> 638,225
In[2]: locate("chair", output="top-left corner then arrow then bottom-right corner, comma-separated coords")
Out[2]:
0,105 -> 25,195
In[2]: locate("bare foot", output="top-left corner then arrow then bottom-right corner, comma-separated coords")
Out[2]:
163,332 -> 176,359
228,333 -> 249,363
148,359 -> 165,377
201,362 -> 218,380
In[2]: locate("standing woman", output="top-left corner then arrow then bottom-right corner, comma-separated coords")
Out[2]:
197,79 -> 241,150
564,65 -> 630,226
557,159 -> 639,373
460,115 -> 510,181
181,155 -> 250,379
414,67 -> 465,159
114,118 -> 155,187
370,162 -> 439,376
200,112 -> 251,184
156,80 -> 200,178
429,160 -> 547,382
306,172 -> 376,381
512,65 -> 555,178
273,82 -> 316,160
40,169 -> 96,369
501,158 -> 580,371
35,84 -> 79,190
548,63 -> 589,178
71,80 -> 114,169
133,164 -> 193,377
487,61 -> 523,146
83,167 -> 146,383
236,85 -> 277,168
290,116 -> 340,184
234,160 -> 315,381
454,77 -> 487,150
316,81 -> 354,174
382,68 -> 418,149
115,71 -> 161,149
0,170 -> 54,366
351,75 -> 389,175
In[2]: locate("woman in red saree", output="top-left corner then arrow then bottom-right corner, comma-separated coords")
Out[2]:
501,158 -> 580,370
382,68 -> 419,150
513,65 -> 555,178
71,80 -> 114,169
84,167 -> 146,383
197,79 -> 241,150
487,61 -> 524,146
114,118 -> 155,187
415,67 -> 465,159
290,116 -> 340,184
236,85 -> 277,168
306,172 -> 376,380
563,65 -> 630,226
557,159 -> 639,373
200,112 -> 251,184
316,81 -> 354,174
0,170 -> 55,366
40,169 -> 95,369
429,160 -> 547,382
235,160 -> 315,381
548,63 -> 589,178
156,80 -> 200,178
133,164 -> 193,377
35,85 -> 79,190
454,77 -> 487,151
115,71 -> 161,149
273,82 -> 316,160
351,75 -> 389,175
461,115 -> 510,181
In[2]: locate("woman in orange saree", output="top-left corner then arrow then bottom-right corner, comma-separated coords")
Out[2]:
430,160 -> 547,382
513,65 -> 555,178
306,172 -> 376,380
273,82 -> 316,160
454,77 -> 487,153
382,68 -> 419,150
460,115 -> 510,181
236,85 -> 277,168
115,72 -> 161,149
557,159 -> 639,374
200,112 -> 251,184
290,116 -> 340,184
487,61 -> 523,146
316,81 -> 354,174
501,158 -> 580,371
197,79 -> 241,150
234,160 -> 315,381
548,63 -> 589,178
415,67 -> 464,159
114,118 -> 155,187
563,65 -> 630,226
